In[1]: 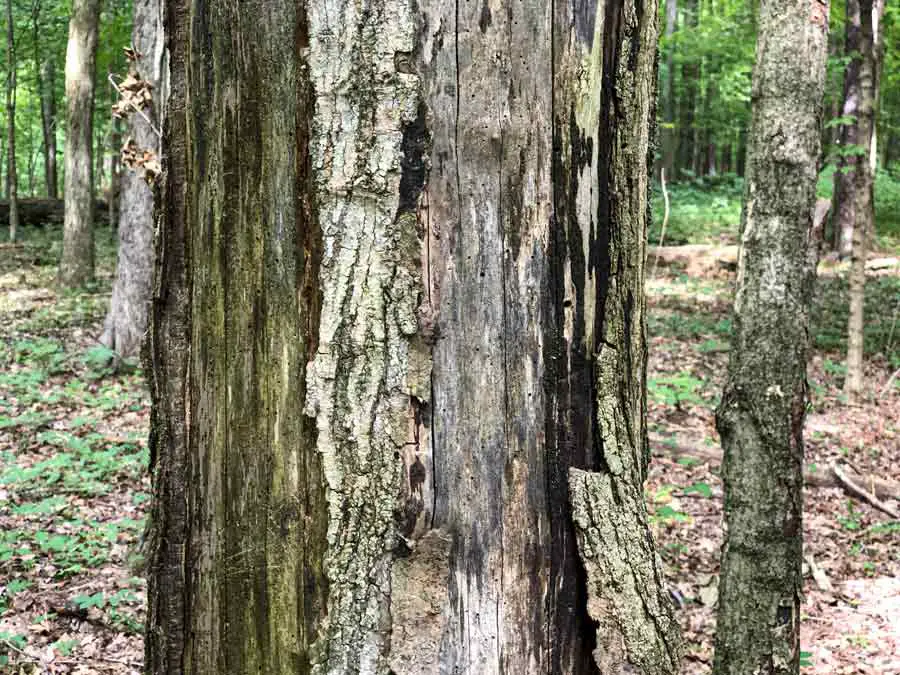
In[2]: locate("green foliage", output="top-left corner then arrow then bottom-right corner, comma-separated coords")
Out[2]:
817,165 -> 900,249
650,176 -> 744,244
837,501 -> 862,532
649,371 -> 709,408
810,276 -> 900,362
683,482 -> 712,498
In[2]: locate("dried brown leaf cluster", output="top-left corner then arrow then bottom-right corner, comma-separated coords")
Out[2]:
120,139 -> 161,185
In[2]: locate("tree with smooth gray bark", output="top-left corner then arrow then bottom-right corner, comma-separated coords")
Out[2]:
58,0 -> 100,287
100,0 -> 164,358
714,1 -> 829,674
145,0 -> 681,673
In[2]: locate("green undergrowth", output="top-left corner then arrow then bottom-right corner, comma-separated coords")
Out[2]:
651,168 -> 900,251
0,223 -> 148,664
649,275 -> 899,369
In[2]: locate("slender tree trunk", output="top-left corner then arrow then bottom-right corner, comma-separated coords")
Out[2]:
662,0 -> 678,176
100,0 -> 163,357
58,0 -> 100,287
146,0 -> 680,673
108,116 -> 119,227
678,0 -> 699,177
845,0 -> 884,398
832,0 -> 861,257
6,0 -> 19,242
714,2 -> 829,675
40,58 -> 57,198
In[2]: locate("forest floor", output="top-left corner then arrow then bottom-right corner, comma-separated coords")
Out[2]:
646,251 -> 900,674
0,225 -> 898,673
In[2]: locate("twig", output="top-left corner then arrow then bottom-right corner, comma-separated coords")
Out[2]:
107,72 -> 162,139
650,167 -> 670,279
831,464 -> 900,519
880,367 -> 900,397
803,552 -> 833,592
0,638 -> 32,660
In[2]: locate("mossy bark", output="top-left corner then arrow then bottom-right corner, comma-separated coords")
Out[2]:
713,2 -> 829,674
59,0 -> 100,287
146,0 -> 678,673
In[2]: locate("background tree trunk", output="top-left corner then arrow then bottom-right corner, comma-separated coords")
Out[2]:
678,0 -> 699,177
845,0 -> 884,398
40,58 -> 57,199
58,0 -> 100,287
713,2 -> 829,674
662,0 -> 679,176
100,0 -> 163,358
832,0 -> 862,257
6,0 -> 19,242
146,1 -> 680,673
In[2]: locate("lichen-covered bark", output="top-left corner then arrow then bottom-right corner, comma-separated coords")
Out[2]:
101,0 -> 165,358
59,0 -> 100,287
569,469 -> 680,674
714,2 -> 829,674
303,1 -> 426,671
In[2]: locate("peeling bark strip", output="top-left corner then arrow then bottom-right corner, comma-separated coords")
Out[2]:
714,2 -> 829,674
569,469 -> 680,674
148,0 -> 678,672
304,0 -> 426,671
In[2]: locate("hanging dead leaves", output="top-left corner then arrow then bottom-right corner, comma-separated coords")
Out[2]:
120,138 -> 161,186
109,45 -> 161,186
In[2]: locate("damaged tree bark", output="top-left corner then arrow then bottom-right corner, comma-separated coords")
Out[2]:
145,0 -> 679,673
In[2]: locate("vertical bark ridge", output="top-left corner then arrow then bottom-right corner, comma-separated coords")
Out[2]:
304,1 -> 427,671
547,0 -> 606,669
564,2 -> 681,673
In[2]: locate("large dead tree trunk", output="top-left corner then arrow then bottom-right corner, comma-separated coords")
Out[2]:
100,0 -> 164,358
145,1 -> 680,673
713,2 -> 829,675
58,0 -> 100,287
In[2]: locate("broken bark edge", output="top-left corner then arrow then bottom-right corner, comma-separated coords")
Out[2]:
568,468 -> 682,675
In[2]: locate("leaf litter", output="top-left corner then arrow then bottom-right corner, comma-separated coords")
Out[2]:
1,230 -> 898,672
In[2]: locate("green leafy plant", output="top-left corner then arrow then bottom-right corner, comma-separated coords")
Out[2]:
649,371 -> 708,407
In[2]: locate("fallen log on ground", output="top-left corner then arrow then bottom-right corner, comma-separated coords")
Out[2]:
650,433 -> 900,508
0,199 -> 109,226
